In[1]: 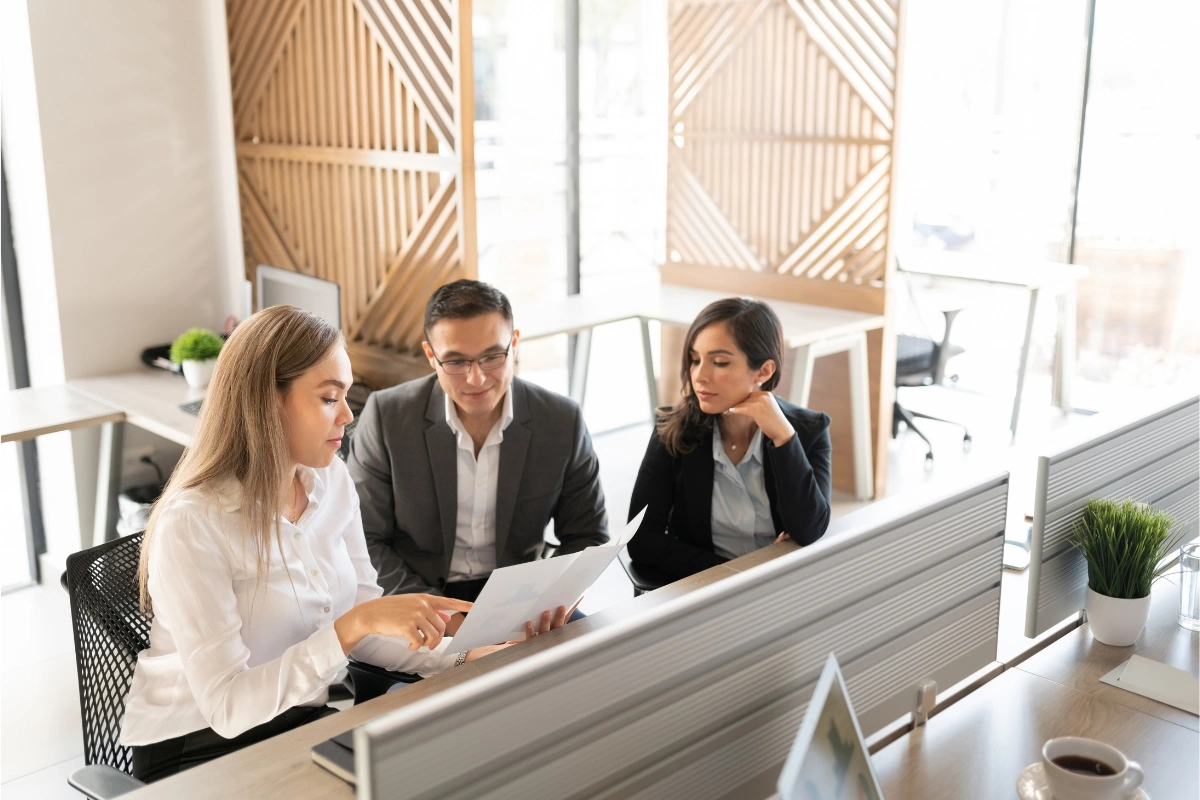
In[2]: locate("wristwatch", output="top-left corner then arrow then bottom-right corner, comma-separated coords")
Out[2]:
454,651 -> 468,667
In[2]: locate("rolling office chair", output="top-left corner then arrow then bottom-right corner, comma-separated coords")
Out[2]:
63,533 -> 150,799
893,277 -> 972,465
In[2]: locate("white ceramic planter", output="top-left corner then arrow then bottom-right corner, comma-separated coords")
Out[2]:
1086,588 -> 1152,646
182,358 -> 217,389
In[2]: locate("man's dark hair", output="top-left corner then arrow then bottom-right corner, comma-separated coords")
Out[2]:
423,279 -> 513,339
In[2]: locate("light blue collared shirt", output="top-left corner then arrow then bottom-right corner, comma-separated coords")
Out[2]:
710,425 -> 776,560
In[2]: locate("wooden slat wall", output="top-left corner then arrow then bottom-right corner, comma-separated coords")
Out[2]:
665,0 -> 903,495
227,0 -> 476,386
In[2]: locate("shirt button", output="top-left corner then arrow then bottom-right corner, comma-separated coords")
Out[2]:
294,532 -> 301,540
310,569 -> 318,577
323,606 -> 330,614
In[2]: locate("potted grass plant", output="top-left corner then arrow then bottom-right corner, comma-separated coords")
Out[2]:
1070,498 -> 1175,646
170,328 -> 224,389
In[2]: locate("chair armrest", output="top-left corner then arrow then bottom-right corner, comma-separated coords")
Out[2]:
932,308 -> 964,384
617,546 -> 671,595
345,659 -> 423,705
68,765 -> 145,799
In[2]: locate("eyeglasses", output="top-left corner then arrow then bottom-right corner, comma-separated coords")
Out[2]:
431,342 -> 512,375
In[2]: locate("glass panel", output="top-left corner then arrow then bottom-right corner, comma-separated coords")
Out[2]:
1071,0 -> 1200,405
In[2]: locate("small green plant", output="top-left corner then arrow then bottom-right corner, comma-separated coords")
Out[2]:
170,328 -> 223,363
1069,498 -> 1175,600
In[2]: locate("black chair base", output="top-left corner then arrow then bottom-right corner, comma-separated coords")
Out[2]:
893,401 -> 971,465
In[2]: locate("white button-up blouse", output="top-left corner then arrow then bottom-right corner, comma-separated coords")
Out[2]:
120,458 -> 457,745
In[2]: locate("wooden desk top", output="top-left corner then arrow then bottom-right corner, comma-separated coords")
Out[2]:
515,281 -> 884,346
0,385 -> 125,443
872,668 -> 1197,800
898,249 -> 1089,290
124,554 -> 760,799
1019,575 -> 1199,731
69,370 -> 201,447
874,574 -> 1199,799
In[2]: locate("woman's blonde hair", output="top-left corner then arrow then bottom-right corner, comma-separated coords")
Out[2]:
137,305 -> 343,613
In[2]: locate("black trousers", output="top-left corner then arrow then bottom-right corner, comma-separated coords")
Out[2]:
131,705 -> 339,783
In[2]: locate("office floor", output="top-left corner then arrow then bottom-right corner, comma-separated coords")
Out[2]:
0,367 -> 1084,798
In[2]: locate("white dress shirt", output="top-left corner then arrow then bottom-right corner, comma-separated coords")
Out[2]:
120,458 -> 457,745
710,425 -> 776,560
445,389 -> 514,581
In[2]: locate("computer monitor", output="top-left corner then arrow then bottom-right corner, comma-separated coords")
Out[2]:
255,264 -> 341,329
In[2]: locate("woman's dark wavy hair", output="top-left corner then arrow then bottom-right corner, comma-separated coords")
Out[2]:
656,297 -> 784,457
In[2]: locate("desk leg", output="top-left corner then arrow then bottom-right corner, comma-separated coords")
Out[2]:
789,345 -> 815,408
1011,288 -> 1040,438
639,318 -> 658,420
568,328 -> 593,407
848,334 -> 875,501
94,420 -> 124,543
1051,287 -> 1076,414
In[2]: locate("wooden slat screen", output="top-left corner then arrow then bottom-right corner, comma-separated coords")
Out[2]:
666,0 -> 900,307
227,0 -> 476,384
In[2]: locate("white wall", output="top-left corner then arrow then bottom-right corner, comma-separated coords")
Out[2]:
2,0 -> 243,572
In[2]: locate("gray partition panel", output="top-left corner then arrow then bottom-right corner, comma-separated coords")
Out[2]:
1025,395 -> 1200,638
355,471 -> 1009,800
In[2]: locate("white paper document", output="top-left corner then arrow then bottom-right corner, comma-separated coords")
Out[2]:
1099,654 -> 1200,716
448,508 -> 647,651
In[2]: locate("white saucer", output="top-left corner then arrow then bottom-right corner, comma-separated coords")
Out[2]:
1017,762 -> 1149,800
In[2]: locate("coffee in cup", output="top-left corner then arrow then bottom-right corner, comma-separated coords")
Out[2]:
1042,737 -> 1144,800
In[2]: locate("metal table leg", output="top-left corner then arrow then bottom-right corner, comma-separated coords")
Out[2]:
94,419 -> 124,543
639,318 -> 658,420
1051,286 -> 1076,413
1011,288 -> 1040,438
568,327 -> 593,407
847,333 -> 875,501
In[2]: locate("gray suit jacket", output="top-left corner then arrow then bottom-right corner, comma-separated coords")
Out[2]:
347,374 -> 609,595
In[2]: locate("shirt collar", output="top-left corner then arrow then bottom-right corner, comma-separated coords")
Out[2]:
444,389 -> 514,448
712,424 -> 764,469
212,465 -> 325,513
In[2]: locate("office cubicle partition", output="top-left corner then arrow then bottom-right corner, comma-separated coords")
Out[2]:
1025,394 -> 1200,638
353,471 -> 1009,800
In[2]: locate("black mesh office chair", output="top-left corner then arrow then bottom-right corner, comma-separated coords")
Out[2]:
63,534 -> 151,799
893,282 -> 972,465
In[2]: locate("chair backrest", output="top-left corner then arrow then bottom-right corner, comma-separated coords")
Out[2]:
65,533 -> 151,775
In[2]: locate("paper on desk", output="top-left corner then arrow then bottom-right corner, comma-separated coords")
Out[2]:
1099,654 -> 1199,715
448,508 -> 647,651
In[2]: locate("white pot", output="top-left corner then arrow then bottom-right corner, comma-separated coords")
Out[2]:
182,358 -> 217,389
1086,587 -> 1152,646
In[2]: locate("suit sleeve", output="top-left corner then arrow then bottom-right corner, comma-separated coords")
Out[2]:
551,403 -> 610,554
767,413 -> 832,547
346,392 -> 441,595
626,430 -> 726,582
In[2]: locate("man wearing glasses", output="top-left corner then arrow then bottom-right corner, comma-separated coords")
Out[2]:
348,279 -> 609,628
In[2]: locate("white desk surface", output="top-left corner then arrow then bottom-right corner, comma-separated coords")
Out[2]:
516,281 -> 884,345
0,385 -> 125,443
898,249 -> 1089,290
69,369 -> 201,447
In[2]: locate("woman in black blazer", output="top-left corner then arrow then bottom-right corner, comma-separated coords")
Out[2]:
627,298 -> 832,583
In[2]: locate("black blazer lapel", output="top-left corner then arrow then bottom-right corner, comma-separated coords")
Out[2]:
423,383 -> 459,575
681,429 -> 716,551
494,381 -> 531,558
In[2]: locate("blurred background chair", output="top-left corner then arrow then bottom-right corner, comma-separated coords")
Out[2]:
893,276 -> 972,465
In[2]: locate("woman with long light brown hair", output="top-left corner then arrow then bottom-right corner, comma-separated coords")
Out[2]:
120,306 -> 503,782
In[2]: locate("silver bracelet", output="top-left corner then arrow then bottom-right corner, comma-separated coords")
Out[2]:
454,651 -> 468,667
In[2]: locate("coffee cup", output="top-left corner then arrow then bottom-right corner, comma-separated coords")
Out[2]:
1042,737 -> 1144,800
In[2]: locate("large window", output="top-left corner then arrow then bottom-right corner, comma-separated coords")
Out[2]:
902,0 -> 1198,419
